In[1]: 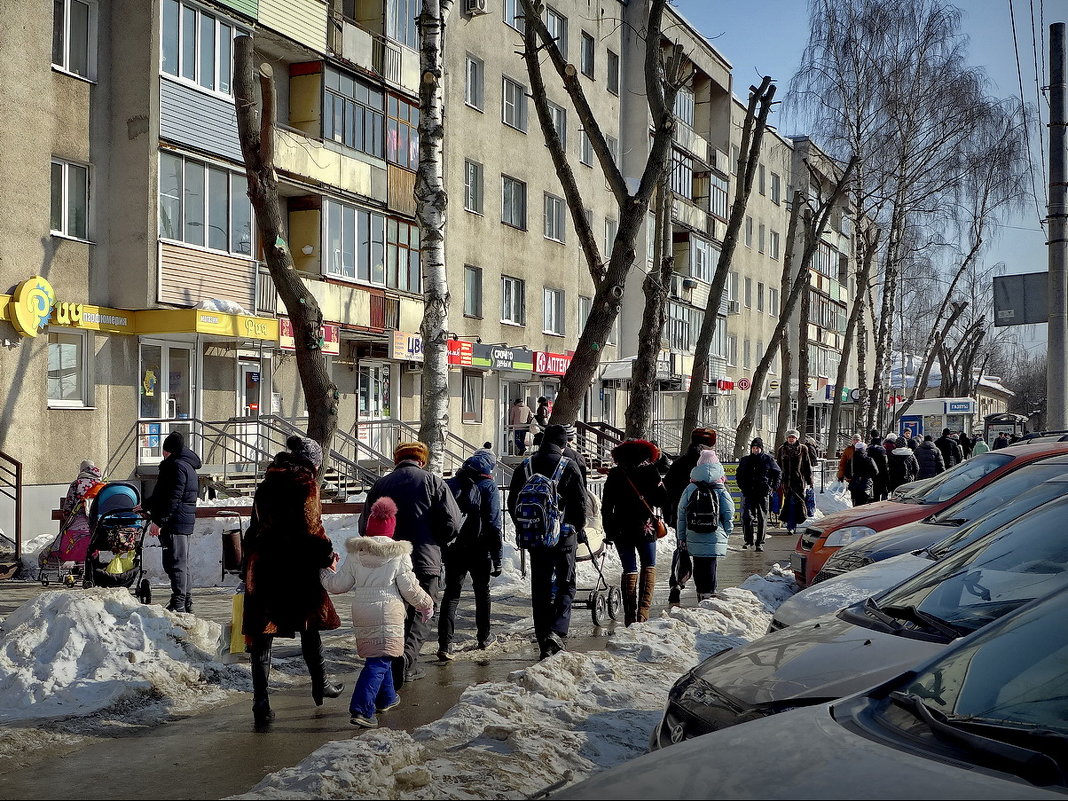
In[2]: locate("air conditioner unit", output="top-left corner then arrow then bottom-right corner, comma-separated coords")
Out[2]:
727,299 -> 741,315
466,0 -> 489,15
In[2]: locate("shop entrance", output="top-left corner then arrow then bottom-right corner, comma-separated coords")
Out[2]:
357,362 -> 392,454
138,340 -> 195,462
235,359 -> 263,460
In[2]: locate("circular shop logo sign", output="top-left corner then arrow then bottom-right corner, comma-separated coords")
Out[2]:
737,378 -> 752,391
11,276 -> 57,338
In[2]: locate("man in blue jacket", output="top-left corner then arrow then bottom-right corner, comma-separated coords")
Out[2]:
735,438 -> 781,552
146,431 -> 201,613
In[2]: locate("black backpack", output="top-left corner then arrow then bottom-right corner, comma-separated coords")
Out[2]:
685,481 -> 720,534
446,472 -> 482,544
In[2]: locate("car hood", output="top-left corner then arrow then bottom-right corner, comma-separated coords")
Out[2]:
774,553 -> 934,627
559,705 -> 1063,800
844,521 -> 953,559
691,613 -> 943,706
813,500 -> 922,532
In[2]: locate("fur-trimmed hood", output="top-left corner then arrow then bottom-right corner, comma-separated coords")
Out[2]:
346,536 -> 414,558
891,447 -> 914,457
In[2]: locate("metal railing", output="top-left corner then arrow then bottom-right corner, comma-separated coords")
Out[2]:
0,450 -> 22,562
326,8 -> 402,85
575,421 -> 623,466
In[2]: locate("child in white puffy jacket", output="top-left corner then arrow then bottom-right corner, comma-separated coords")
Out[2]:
322,497 -> 432,728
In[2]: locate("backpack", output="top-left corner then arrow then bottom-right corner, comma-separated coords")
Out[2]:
685,481 -> 720,534
447,472 -> 482,544
514,457 -> 570,549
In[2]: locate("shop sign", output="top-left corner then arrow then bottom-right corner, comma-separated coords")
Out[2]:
9,276 -> 57,337
825,384 -> 851,402
390,331 -> 424,362
717,378 -> 735,392
737,378 -> 752,391
279,317 -> 340,356
849,387 -> 864,403
946,400 -> 974,414
769,379 -> 780,391
447,339 -> 473,367
472,344 -> 534,372
535,350 -> 571,376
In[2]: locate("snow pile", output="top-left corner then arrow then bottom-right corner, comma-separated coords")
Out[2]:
17,533 -> 56,574
194,298 -> 250,315
234,567 -> 797,800
0,588 -> 247,726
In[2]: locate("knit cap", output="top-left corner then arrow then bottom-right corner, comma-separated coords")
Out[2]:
854,441 -> 866,451
394,441 -> 430,466
287,435 -> 323,470
698,449 -> 720,465
750,437 -> 764,449
365,497 -> 398,538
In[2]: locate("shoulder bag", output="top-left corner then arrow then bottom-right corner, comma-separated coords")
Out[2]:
625,473 -> 668,541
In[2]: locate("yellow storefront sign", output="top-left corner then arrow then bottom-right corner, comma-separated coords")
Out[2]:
7,276 -> 57,337
136,309 -> 278,341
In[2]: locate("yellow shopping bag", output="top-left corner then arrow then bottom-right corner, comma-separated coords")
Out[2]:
230,592 -> 247,654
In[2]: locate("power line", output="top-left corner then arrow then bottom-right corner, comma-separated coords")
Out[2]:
1008,0 -> 1048,225
1029,0 -> 1049,208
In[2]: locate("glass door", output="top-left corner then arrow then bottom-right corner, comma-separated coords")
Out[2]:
236,360 -> 262,461
138,341 -> 195,463
357,362 -> 392,454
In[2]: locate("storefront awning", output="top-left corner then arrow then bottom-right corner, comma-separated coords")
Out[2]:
600,357 -> 672,382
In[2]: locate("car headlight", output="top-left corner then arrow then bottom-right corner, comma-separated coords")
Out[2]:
823,526 -> 876,548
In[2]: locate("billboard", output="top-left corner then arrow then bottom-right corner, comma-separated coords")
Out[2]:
993,273 -> 1047,326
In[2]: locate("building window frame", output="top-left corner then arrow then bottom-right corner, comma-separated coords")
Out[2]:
544,193 -> 565,243
386,94 -> 419,170
161,0 -> 243,97
47,328 -> 91,408
53,0 -> 96,80
464,159 -> 483,214
503,0 -> 525,32
158,150 -> 254,257
770,230 -> 781,260
580,129 -> 593,166
51,158 -> 90,241
502,76 -> 529,132
463,265 -> 483,318
547,101 -> 567,148
543,287 -> 565,336
501,275 -> 526,326
462,370 -> 484,423
322,197 -> 392,288
545,6 -> 568,58
580,31 -> 595,78
606,49 -> 620,95
465,53 -> 484,110
771,171 -> 782,204
502,174 -> 527,230
322,66 -> 386,159
744,276 -> 753,308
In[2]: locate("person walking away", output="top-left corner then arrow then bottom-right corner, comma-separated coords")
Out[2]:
736,438 -> 781,552
958,431 -> 973,459
243,436 -> 343,728
776,429 -> 814,536
971,434 -> 990,455
438,449 -> 503,659
360,442 -> 462,687
601,439 -> 668,624
992,432 -> 1011,450
675,450 -> 734,601
885,437 -> 920,493
867,430 -> 889,501
916,434 -> 946,479
55,460 -> 104,566
145,431 -> 201,613
836,434 -> 862,482
322,497 -> 433,728
532,396 -> 550,448
663,427 -> 717,605
935,428 -> 963,468
509,398 -> 532,456
845,442 -> 879,506
507,423 -> 587,659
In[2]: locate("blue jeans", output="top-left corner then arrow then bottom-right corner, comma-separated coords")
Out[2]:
350,656 -> 398,718
616,539 -> 657,573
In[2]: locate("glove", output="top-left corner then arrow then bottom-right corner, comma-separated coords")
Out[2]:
147,523 -> 160,538
577,528 -> 588,545
419,606 -> 434,623
491,563 -> 503,578
678,540 -> 688,552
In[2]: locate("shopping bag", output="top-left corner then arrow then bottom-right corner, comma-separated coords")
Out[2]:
805,487 -> 816,518
770,487 -> 783,516
230,592 -> 247,654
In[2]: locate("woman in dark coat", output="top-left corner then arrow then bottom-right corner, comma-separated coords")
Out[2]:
916,434 -> 946,479
601,439 -> 669,625
243,436 -> 343,727
775,429 -> 814,536
845,442 -> 879,506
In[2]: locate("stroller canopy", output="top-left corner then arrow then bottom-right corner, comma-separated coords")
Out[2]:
89,482 -> 141,525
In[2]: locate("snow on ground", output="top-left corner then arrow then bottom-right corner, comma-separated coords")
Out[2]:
233,565 -> 797,801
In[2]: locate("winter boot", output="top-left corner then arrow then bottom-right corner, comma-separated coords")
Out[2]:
697,592 -> 714,602
250,638 -> 274,728
621,572 -> 639,626
636,566 -> 657,623
303,631 -> 344,706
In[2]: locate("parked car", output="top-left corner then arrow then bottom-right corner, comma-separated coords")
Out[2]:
792,443 -> 1068,586
562,585 -> 1068,800
650,493 -> 1068,749
817,456 -> 1068,583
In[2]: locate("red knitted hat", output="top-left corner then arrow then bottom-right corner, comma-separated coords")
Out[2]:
365,497 -> 398,538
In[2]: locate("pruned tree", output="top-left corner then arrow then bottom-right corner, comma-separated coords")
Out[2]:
795,280 -> 812,440
234,36 -> 339,461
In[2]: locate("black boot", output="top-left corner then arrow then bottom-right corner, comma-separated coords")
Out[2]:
250,636 -> 274,728
302,630 -> 344,706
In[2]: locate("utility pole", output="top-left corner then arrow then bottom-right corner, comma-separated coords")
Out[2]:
1048,23 -> 1067,429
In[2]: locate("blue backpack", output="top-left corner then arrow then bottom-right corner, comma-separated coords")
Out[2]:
514,457 -> 570,549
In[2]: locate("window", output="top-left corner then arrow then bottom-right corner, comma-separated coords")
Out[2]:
322,198 -> 388,285
501,275 -> 525,325
548,101 -> 567,147
768,287 -> 779,315
580,130 -> 593,166
323,67 -> 385,158
813,242 -> 838,277
545,7 -> 568,58
161,0 -> 239,93
579,295 -> 592,327
606,135 -> 619,166
664,302 -> 702,352
465,54 -> 484,109
606,49 -> 619,94
159,152 -> 253,255
744,276 -> 752,307
711,321 -> 727,359
464,160 -> 483,214
502,175 -> 527,229
544,193 -> 565,242
758,223 -> 766,253
727,271 -> 739,301
504,0 -> 525,32
727,334 -> 737,366
743,339 -> 751,369
671,150 -> 693,199
710,173 -> 728,220
543,287 -> 565,335
386,218 -> 421,292
53,0 -> 93,78
675,87 -> 695,127
731,144 -> 740,176
840,213 -> 853,238
387,94 -> 419,169
604,218 -> 618,256
388,0 -> 418,48
771,172 -> 781,204
50,159 -> 89,240
580,31 -> 595,78
502,76 -> 528,132
744,216 -> 753,247
463,265 -> 483,317
691,237 -> 717,282
47,330 -> 88,406
758,164 -> 766,195
462,371 -> 484,423
757,282 -> 765,312
770,230 -> 780,260
757,339 -> 765,367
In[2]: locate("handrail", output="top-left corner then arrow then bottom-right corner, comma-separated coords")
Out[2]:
0,449 -> 22,562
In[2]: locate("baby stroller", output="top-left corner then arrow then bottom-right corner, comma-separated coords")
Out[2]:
574,491 -> 621,627
82,482 -> 152,604
38,500 -> 93,588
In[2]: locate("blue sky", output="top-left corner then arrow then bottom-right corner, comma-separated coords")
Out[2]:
673,0 -> 1054,350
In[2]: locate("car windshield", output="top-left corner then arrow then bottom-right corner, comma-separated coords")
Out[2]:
928,463 -> 1068,524
929,479 -> 1068,557
874,496 -> 1068,636
914,453 -> 1014,505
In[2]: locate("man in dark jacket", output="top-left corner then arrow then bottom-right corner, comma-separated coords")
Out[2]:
438,449 -> 504,659
916,434 -> 946,478
885,437 -> 920,492
507,424 -> 587,659
736,437 -> 781,552
663,427 -> 717,605
935,428 -> 964,469
867,430 -> 889,501
146,431 -> 201,613
360,441 -> 462,685
993,432 -> 1012,450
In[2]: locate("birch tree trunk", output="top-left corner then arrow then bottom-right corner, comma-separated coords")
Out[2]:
796,282 -> 811,439
415,0 -> 453,473
233,37 -> 339,463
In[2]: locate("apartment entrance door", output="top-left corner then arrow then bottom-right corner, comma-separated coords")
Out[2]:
138,341 -> 195,463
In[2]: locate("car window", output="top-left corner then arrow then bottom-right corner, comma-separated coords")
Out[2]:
929,464 -> 1068,524
917,453 -> 1014,505
931,480 -> 1068,555
877,496 -> 1068,634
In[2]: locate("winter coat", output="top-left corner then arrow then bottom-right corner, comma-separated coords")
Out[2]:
736,451 -> 782,500
664,444 -> 707,521
321,536 -> 432,659
935,435 -> 964,469
958,433 -> 973,459
146,447 -> 201,535
243,455 -> 341,637
509,404 -> 532,427
837,444 -> 858,481
971,439 -> 991,456
602,463 -> 669,546
562,444 -> 589,484
867,441 -> 889,497
360,460 -> 462,578
886,447 -> 920,491
61,465 -> 103,535
776,441 -> 814,494
992,435 -> 1011,450
846,450 -> 879,500
675,461 -> 735,558
445,453 -> 504,568
916,440 -> 946,479
507,443 -> 588,547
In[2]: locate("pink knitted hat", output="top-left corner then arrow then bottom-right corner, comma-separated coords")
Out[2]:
365,497 -> 398,538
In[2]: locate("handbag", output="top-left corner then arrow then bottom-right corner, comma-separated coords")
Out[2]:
805,487 -> 816,518
625,474 -> 668,540
230,591 -> 247,654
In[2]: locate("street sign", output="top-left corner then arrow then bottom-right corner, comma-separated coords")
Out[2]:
737,377 -> 752,390
769,379 -> 780,391
993,273 -> 1048,326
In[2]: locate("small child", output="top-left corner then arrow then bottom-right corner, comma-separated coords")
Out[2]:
321,497 -> 433,728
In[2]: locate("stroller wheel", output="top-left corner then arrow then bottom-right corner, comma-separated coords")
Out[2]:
41,577 -> 49,587
607,586 -> 622,621
138,579 -> 152,605
592,591 -> 610,628
63,575 -> 76,588
83,576 -> 94,589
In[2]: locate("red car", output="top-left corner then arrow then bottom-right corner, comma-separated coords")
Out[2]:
792,442 -> 1068,586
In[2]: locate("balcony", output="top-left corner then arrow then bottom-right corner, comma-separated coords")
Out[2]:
674,121 -> 711,165
273,126 -> 387,203
258,0 -> 329,54
672,196 -> 711,237
327,10 -> 421,94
